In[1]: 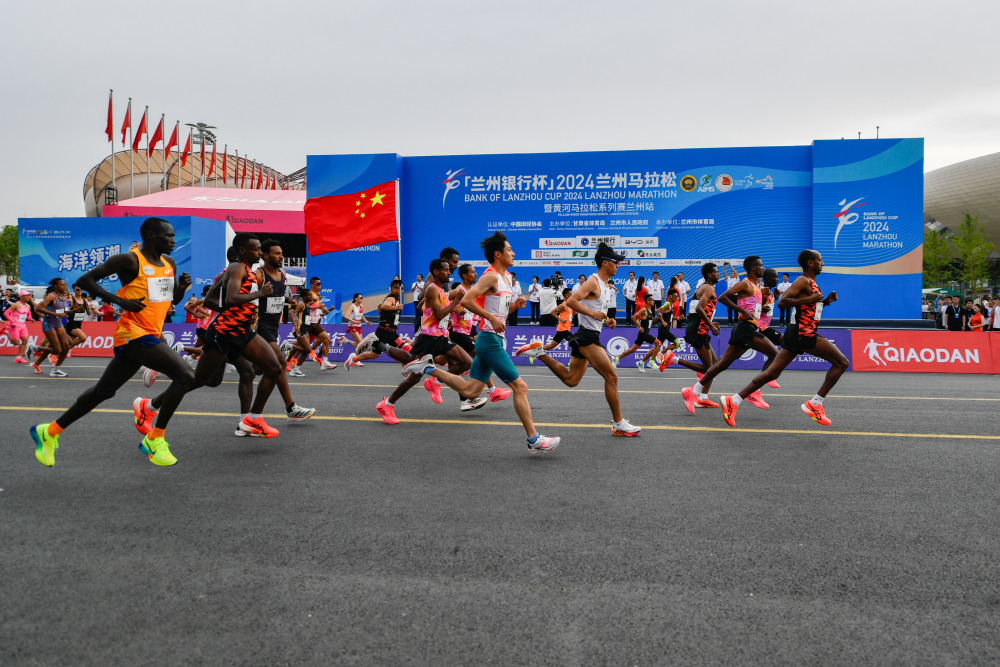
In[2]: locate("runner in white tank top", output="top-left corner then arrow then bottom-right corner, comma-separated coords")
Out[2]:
515,242 -> 641,437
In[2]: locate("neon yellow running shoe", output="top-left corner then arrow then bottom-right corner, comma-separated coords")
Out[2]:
140,435 -> 177,466
30,423 -> 60,467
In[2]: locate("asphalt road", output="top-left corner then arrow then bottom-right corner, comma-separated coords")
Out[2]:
2,358 -> 999,665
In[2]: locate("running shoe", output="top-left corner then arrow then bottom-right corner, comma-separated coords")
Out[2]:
132,397 -> 157,436
30,423 -> 59,467
140,434 -> 177,466
424,377 -> 443,403
801,401 -> 832,425
309,351 -> 322,364
659,351 -> 675,372
401,343 -> 412,353
49,368 -> 68,377
286,404 -> 316,421
289,367 -> 306,377
745,391 -> 769,409
459,396 -> 489,411
376,397 -> 399,425
527,433 -> 560,453
14,356 -> 26,364
514,341 -> 546,360
612,419 -> 641,437
321,361 -> 337,371
695,396 -> 720,409
49,354 -> 57,366
284,360 -> 292,371
767,380 -> 781,389
142,368 -> 158,387
225,363 -> 237,373
25,344 -> 38,357
355,361 -> 364,367
611,355 -> 620,369
721,395 -> 738,427
345,353 -> 357,371
30,360 -> 42,374
489,387 -> 511,402
356,332 -> 378,356
402,354 -> 436,376
234,426 -> 249,437
338,335 -> 349,346
66,350 -> 72,359
238,416 -> 279,438
681,385 -> 697,414
636,360 -> 646,373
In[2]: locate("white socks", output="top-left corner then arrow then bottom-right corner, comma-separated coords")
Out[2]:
809,394 -> 824,406
693,382 -> 704,394
731,395 -> 743,406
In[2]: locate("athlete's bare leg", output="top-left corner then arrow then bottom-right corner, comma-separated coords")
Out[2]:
700,336 -> 778,390
578,344 -> 624,423
736,349 -> 797,399
67,327 -> 88,349
240,336 -> 286,414
535,353 -> 589,387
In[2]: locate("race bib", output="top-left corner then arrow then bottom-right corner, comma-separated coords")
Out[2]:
753,302 -> 762,320
464,310 -> 474,322
266,296 -> 284,315
55,308 -> 66,315
499,295 -> 512,315
306,313 -> 317,325
393,312 -> 400,326
688,300 -> 697,315
814,302 -> 824,321
146,277 -> 173,303
17,313 -> 26,323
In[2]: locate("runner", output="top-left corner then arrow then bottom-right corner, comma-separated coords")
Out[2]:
446,263 -> 511,409
342,280 -> 411,368
341,293 -> 373,370
610,297 -> 659,372
252,239 -> 316,422
651,289 -> 681,371
31,278 -> 73,376
720,250 -> 848,427
376,257 -> 476,416
284,290 -> 323,375
515,242 -> 641,437
680,256 -> 777,413
389,232 -> 559,453
305,277 -> 336,370
534,288 -> 574,360
28,217 -> 193,467
661,262 -> 722,409
135,232 -> 292,439
65,283 -> 93,354
4,290 -> 35,363
756,268 -> 783,388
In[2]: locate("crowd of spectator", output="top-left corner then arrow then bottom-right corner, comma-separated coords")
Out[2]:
931,294 -> 998,332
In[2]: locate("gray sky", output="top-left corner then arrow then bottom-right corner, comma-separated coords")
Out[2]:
1,0 -> 997,225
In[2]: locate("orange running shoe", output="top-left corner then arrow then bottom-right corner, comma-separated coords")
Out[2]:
680,385 -> 697,414
767,380 -> 780,389
659,350 -> 675,372
132,397 -> 157,435
801,401 -> 832,425
376,397 -> 399,425
745,391 -> 769,409
721,395 -> 738,427
238,416 -> 279,437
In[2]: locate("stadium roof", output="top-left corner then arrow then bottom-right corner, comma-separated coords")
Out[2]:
924,152 -> 1000,248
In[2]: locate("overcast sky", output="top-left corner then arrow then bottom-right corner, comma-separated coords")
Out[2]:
1,0 -> 997,225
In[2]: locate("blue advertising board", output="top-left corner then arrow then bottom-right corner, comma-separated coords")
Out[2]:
18,216 -> 226,295
307,139 -> 922,320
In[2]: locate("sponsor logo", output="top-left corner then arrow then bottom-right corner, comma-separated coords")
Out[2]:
864,338 -> 979,365
715,174 -> 733,192
571,250 -> 590,258
605,336 -> 630,356
542,239 -> 573,247
679,175 -> 698,192
580,238 -> 590,246
442,168 -> 464,209
834,197 -> 866,248
161,330 -> 176,347
143,265 -> 155,276
700,175 -> 712,187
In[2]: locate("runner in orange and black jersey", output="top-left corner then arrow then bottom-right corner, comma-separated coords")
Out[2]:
720,249 -> 850,429
663,262 -> 722,394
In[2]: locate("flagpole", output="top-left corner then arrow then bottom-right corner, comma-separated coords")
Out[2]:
145,106 -> 150,195
159,113 -> 165,192
128,98 -> 134,199
109,89 -> 115,203
395,179 -> 402,280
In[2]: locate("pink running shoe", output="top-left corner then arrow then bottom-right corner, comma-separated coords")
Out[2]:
745,390 -> 770,409
377,397 -> 399,424
489,387 -> 511,402
767,380 -> 780,389
424,377 -> 443,403
681,385 -> 697,414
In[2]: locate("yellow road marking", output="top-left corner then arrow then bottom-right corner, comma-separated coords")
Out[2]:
1,375 -> 997,402
2,406 -> 998,440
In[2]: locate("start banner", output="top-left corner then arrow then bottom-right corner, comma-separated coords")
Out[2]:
850,329 -> 993,373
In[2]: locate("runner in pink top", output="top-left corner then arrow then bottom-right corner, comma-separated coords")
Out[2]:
5,291 -> 34,362
449,263 -> 511,409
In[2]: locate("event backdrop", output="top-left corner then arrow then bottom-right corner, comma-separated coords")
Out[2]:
307,139 -> 922,320
18,216 -> 228,293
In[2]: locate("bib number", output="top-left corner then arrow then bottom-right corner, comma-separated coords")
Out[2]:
266,297 -> 284,315
55,309 -> 66,315
18,313 -> 26,323
753,302 -> 762,320
814,302 -> 824,321
393,312 -> 400,326
499,295 -> 512,315
146,277 -> 173,303
688,301 -> 697,315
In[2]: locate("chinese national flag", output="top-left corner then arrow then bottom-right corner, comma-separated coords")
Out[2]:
164,123 -> 178,162
255,166 -> 263,189
240,158 -> 247,187
222,150 -> 228,184
181,129 -> 192,167
208,143 -> 217,176
304,181 -> 398,255
120,104 -> 130,146
131,110 -> 147,153
147,118 -> 163,157
105,93 -> 114,143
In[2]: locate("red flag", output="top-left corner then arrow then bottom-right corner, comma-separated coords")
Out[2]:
304,181 -> 398,255
269,173 -> 275,189
208,143 -> 217,177
200,134 -> 205,169
180,129 -> 192,167
105,92 -> 114,143
222,149 -> 228,184
256,165 -> 263,189
240,158 -> 247,187
120,102 -> 130,146
131,109 -> 147,153
164,123 -> 178,162
147,117 -> 163,157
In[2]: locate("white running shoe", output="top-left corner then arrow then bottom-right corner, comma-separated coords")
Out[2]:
49,368 -> 68,377
289,367 -> 306,377
345,353 -> 357,371
528,433 -> 560,453
142,368 -> 158,387
611,355 -> 620,369
514,341 -> 546,360
459,396 -> 489,411
402,354 -> 436,376
286,404 -> 316,420
225,363 -> 237,373
612,418 -> 641,437
234,426 -> 249,437
356,332 -> 378,356
321,361 -> 337,371
636,360 -> 646,373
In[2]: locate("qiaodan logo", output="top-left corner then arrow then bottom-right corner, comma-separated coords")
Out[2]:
442,169 -> 464,209
834,196 -> 866,248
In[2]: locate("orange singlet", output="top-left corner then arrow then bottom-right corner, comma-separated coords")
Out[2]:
114,249 -> 175,347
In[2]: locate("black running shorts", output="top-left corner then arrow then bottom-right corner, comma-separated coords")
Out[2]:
450,331 -> 475,355
375,326 -> 399,346
204,327 -> 256,363
634,330 -> 657,346
656,327 -> 677,343
256,320 -> 280,344
730,320 -> 764,349
569,327 -> 602,359
551,330 -> 573,345
781,327 -> 820,354
760,327 -> 782,346
409,334 -> 455,360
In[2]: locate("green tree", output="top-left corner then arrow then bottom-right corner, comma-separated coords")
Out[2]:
0,225 -> 17,283
951,212 -> 994,292
922,228 -> 952,286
